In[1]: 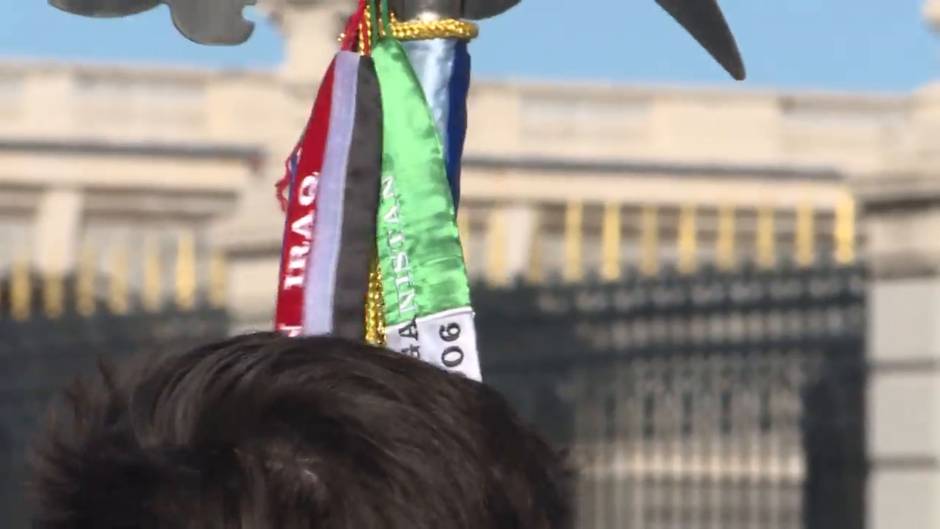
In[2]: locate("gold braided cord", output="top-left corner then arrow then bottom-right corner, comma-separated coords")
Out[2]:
339,5 -> 473,347
388,14 -> 479,41
364,259 -> 386,346
344,12 -> 479,44
359,4 -> 371,54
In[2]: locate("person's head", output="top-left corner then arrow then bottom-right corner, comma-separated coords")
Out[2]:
32,333 -> 571,529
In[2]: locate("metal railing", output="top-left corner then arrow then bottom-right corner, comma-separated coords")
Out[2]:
0,234 -> 226,322
0,282 -> 230,528
459,197 -> 858,286
479,264 -> 866,529
0,263 -> 866,529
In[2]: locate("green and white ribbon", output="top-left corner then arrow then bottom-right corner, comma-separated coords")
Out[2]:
373,35 -> 480,381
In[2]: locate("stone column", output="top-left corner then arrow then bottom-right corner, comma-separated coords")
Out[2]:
927,0 -> 940,31
262,0 -> 349,86
861,5 -> 940,527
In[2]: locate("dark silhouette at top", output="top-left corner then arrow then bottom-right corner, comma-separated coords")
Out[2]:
48,0 -> 746,79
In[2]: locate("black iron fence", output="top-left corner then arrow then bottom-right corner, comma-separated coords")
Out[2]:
477,264 -> 867,529
0,265 -> 866,529
0,298 -> 229,529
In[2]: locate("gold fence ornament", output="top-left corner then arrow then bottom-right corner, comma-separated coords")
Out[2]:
108,244 -> 129,315
716,205 -> 736,271
142,238 -> 163,312
601,203 -> 622,282
175,231 -> 197,311
756,207 -> 776,269
641,205 -> 660,276
76,243 -> 97,317
209,250 -> 227,309
11,252 -> 31,321
564,201 -> 584,283
42,273 -> 65,319
796,203 -> 816,268
835,195 -> 857,265
677,204 -> 698,275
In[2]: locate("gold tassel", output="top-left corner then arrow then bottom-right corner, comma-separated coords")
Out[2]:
364,259 -> 386,346
359,4 -> 370,54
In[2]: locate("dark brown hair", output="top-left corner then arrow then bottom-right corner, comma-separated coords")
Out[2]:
32,333 -> 571,529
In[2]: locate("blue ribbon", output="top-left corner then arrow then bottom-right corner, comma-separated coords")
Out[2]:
402,38 -> 471,210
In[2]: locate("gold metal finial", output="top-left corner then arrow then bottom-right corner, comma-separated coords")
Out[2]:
11,251 -> 31,321
564,201 -> 584,283
175,231 -> 197,311
835,195 -> 857,265
677,204 -> 698,274
716,205 -> 736,271
43,273 -> 65,319
76,243 -> 96,317
756,207 -> 776,269
485,207 -> 508,287
364,259 -> 386,346
601,203 -> 622,282
108,244 -> 129,315
142,238 -> 162,312
641,205 -> 660,277
387,12 -> 479,41
796,203 -> 815,268
209,250 -> 227,309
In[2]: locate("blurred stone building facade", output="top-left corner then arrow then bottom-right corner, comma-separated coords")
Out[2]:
1,2 -> 883,329
2,1 -> 940,528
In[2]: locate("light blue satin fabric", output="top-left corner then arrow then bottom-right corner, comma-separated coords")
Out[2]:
402,39 -> 457,164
